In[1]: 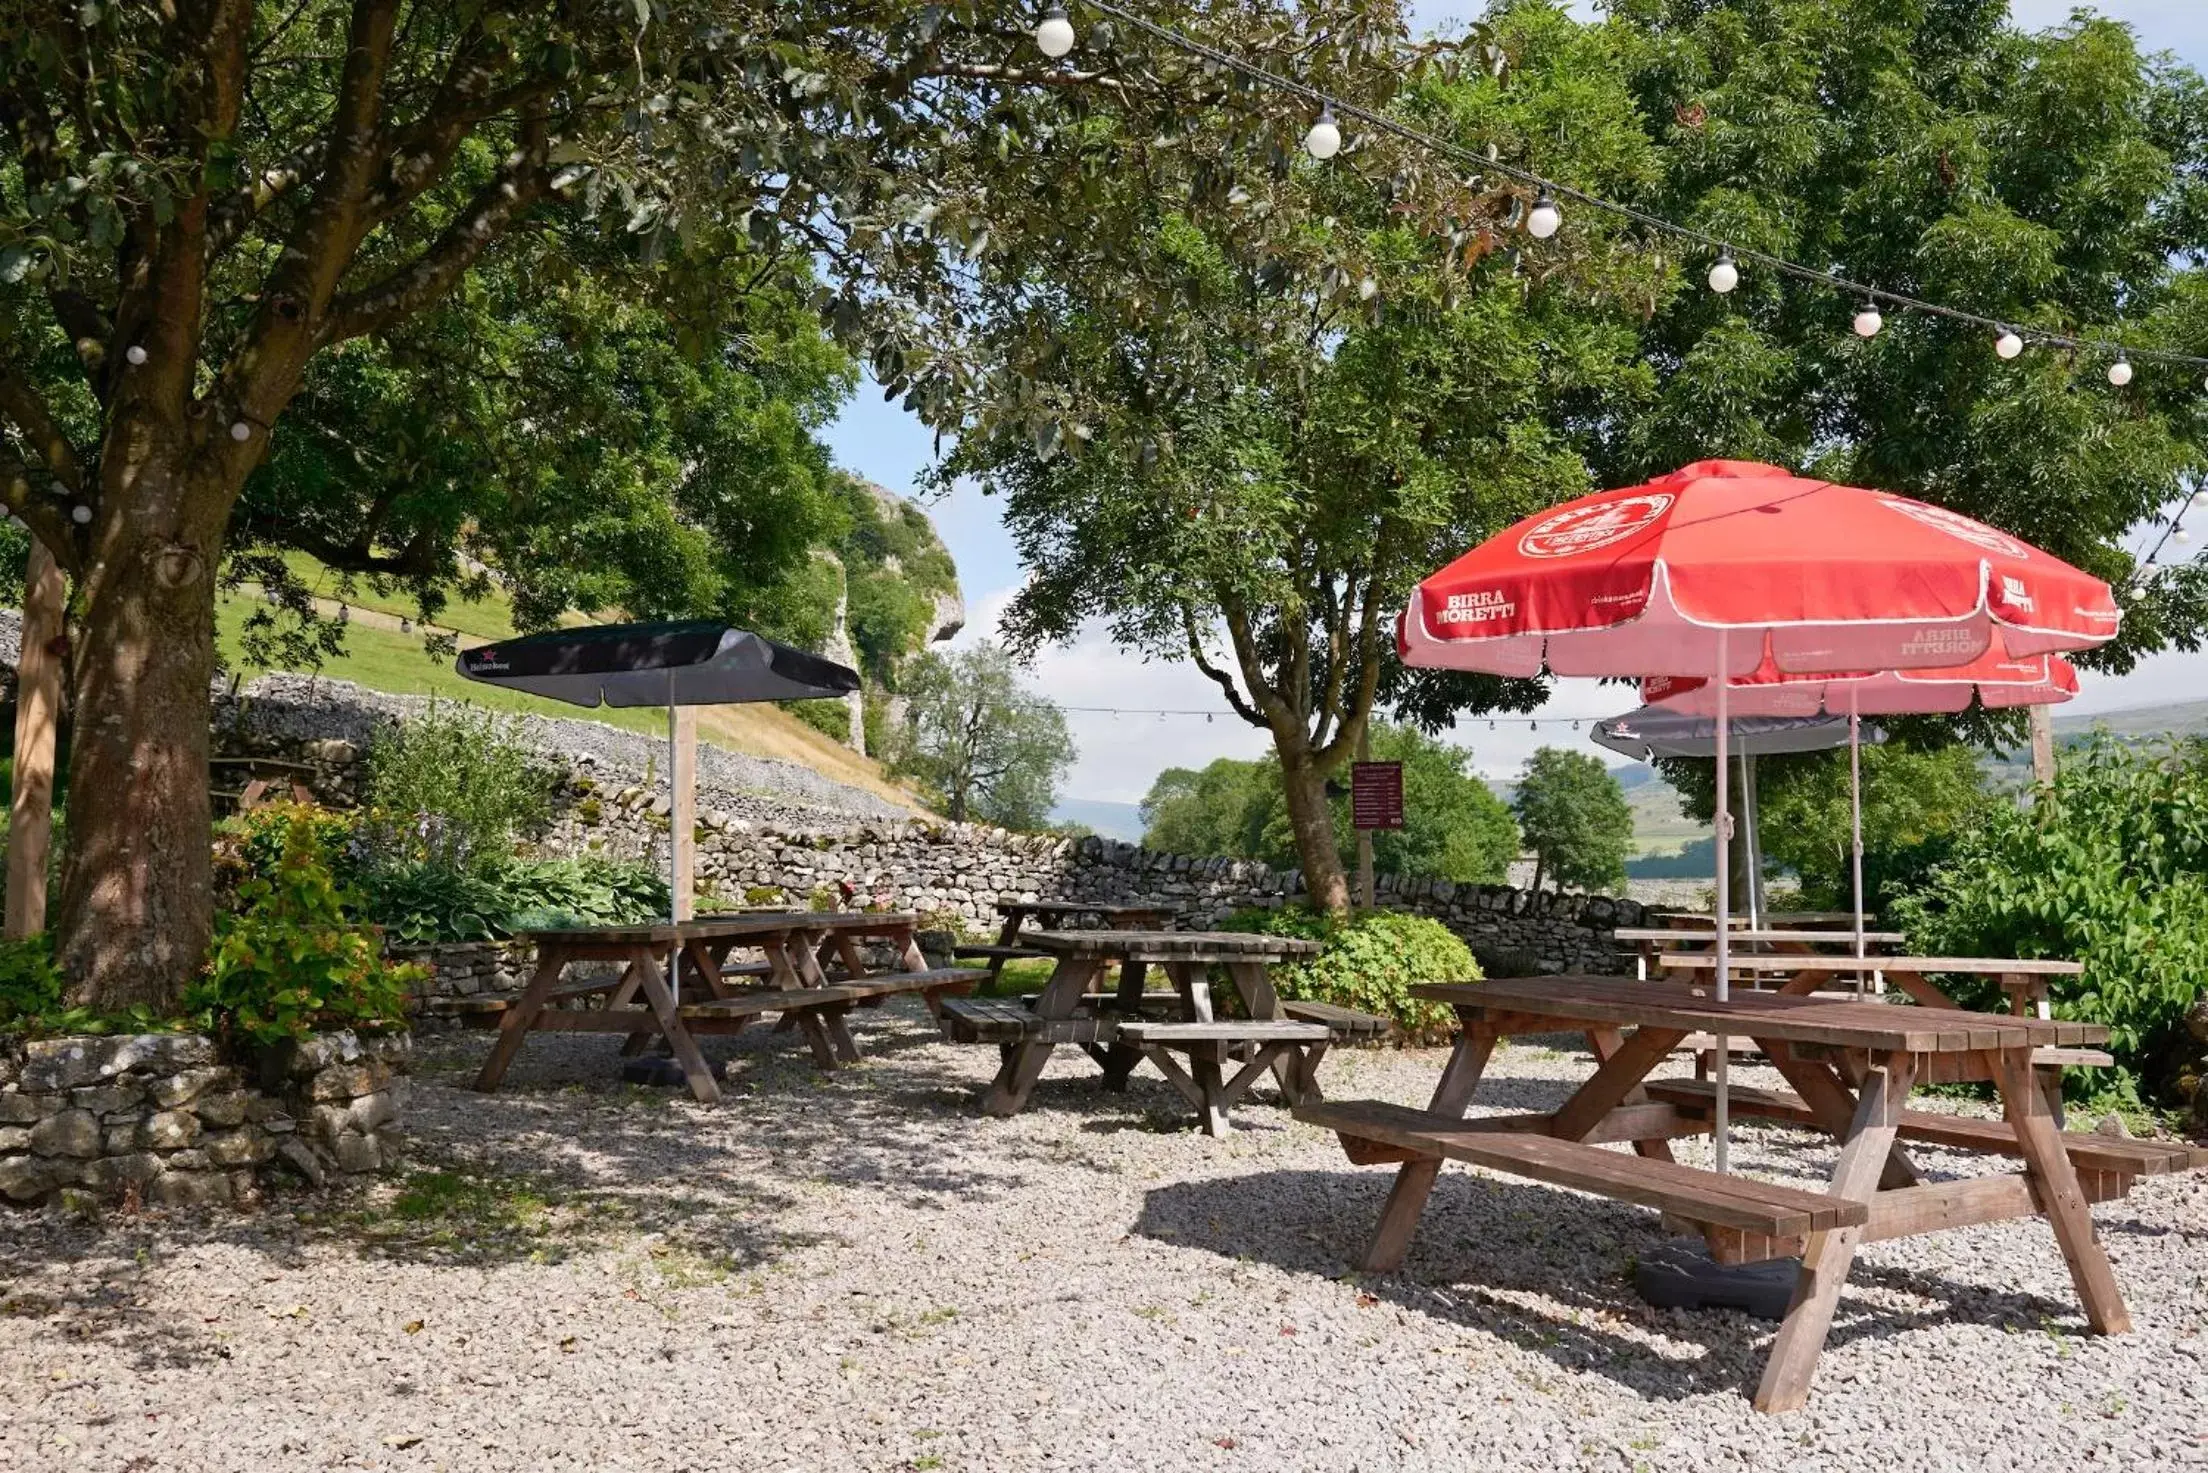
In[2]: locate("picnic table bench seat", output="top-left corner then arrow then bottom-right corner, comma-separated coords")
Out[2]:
940,996 -> 1119,1045
1299,1098 -> 1865,1247
1643,1077 -> 2207,1181
1280,999 -> 1394,1039
954,943 -> 1052,963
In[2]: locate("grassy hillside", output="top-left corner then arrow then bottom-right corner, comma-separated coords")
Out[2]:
215,571 -> 928,815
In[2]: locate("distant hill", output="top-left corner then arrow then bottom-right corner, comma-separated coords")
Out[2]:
1488,759 -> 1708,858
1983,698 -> 2208,784
1051,797 -> 1146,843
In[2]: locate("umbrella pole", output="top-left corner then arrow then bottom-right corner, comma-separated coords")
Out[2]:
1713,631 -> 1730,1175
1850,691 -> 1866,994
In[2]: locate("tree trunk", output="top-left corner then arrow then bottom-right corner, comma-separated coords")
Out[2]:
1279,752 -> 1350,913
55,454 -> 226,1012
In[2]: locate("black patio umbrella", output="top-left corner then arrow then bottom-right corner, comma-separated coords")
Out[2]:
457,618 -> 860,924
1590,707 -> 1885,927
457,619 -> 860,709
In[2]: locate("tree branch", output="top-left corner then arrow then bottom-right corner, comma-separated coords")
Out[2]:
1184,611 -> 1265,727
0,361 -> 87,493
0,440 -> 84,575
321,120 -> 551,345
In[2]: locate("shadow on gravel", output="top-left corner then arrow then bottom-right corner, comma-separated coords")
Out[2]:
1133,1165 -> 2120,1403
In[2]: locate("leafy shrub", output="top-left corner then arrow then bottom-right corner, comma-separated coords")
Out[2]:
361,853 -> 671,943
188,810 -> 420,1048
1220,907 -> 1478,1042
0,934 -> 187,1038
359,702 -> 556,871
787,697 -> 852,743
213,800 -> 359,909
499,855 -> 670,932
1891,736 -> 2208,1101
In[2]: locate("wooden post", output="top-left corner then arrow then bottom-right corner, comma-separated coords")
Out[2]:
670,705 -> 696,922
1355,724 -> 1374,909
5,538 -> 65,939
2028,704 -> 2056,792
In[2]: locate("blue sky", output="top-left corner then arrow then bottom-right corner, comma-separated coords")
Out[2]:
821,1 -> 2208,803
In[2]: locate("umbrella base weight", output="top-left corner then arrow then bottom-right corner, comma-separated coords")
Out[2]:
621,1056 -> 692,1088
1635,1237 -> 1799,1320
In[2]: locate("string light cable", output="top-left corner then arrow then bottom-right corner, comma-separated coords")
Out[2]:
1025,1 -> 2208,567
1033,0 -> 2208,377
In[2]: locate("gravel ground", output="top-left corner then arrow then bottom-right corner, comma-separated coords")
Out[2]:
1,1014 -> 2203,1473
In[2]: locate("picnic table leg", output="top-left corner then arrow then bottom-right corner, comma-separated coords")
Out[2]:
1190,1041 -> 1232,1138
473,947 -> 567,1092
1993,1046 -> 2129,1335
1223,959 -> 1309,1105
1763,1041 -> 1921,1189
983,957 -> 1101,1116
1097,958 -> 1152,1092
1363,1021 -> 1497,1274
1754,1051 -> 1914,1414
1586,1026 -> 1674,1162
629,952 -> 722,1105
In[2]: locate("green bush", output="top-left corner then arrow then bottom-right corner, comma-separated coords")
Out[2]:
1891,736 -> 2208,1103
787,697 -> 852,743
362,853 -> 671,943
187,809 -> 420,1048
214,800 -> 359,907
359,702 -> 557,872
1220,907 -> 1478,1042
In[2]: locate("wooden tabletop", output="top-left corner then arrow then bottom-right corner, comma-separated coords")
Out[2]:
521,921 -> 685,945
1025,929 -> 1324,962
1649,910 -> 1873,928
1656,953 -> 2083,975
1415,975 -> 2107,1052
1614,927 -> 1908,946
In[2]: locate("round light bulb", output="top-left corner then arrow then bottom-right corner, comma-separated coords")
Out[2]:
1033,4 -> 1074,59
124,345 -> 148,366
2176,528 -> 2193,545
1303,108 -> 1341,162
70,505 -> 91,525
1525,192 -> 1561,240
1853,305 -> 1883,338
1995,330 -> 2024,360
2191,490 -> 2207,508
1707,251 -> 1738,294
2108,357 -> 2133,387
230,420 -> 253,441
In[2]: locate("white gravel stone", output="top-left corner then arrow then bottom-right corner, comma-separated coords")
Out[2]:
0,1014 -> 2202,1472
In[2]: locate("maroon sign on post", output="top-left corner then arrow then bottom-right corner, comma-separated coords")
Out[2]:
1351,761 -> 1404,831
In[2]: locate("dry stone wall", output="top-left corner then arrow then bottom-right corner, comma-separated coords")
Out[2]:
544,806 -> 1646,977
0,1029 -> 409,1209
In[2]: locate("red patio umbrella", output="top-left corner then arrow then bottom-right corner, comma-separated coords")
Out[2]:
1399,460 -> 2121,1170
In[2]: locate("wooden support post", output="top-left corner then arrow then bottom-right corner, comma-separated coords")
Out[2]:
670,706 -> 697,923
1993,1046 -> 2130,1335
2029,704 -> 2056,793
5,538 -> 64,939
1355,726 -> 1375,909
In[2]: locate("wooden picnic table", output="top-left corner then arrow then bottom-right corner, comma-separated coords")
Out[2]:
943,929 -> 1383,1135
1298,974 -> 2201,1412
958,898 -> 1178,979
468,912 -> 985,1103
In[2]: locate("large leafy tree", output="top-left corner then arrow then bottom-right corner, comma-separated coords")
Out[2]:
946,6 -> 1659,907
1137,722 -> 1520,886
893,642 -> 1074,828
0,0 -> 1449,1006
1511,745 -> 1632,892
1598,0 -> 2208,667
